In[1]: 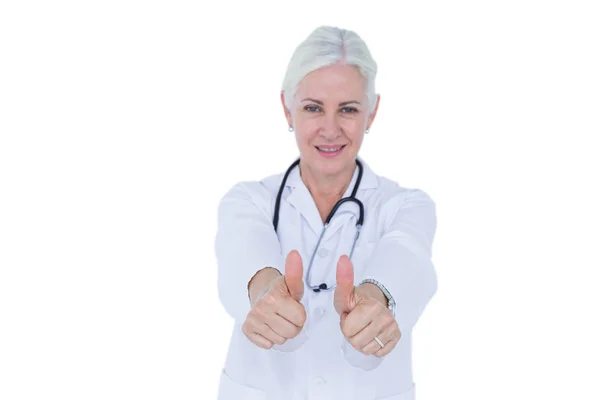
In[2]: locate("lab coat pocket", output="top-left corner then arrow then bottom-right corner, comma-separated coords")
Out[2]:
377,383 -> 416,400
218,369 -> 267,400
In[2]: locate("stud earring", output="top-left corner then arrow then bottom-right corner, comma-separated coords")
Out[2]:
365,128 -> 370,134
288,126 -> 294,132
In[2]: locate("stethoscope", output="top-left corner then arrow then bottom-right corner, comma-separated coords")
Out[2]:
273,158 -> 365,292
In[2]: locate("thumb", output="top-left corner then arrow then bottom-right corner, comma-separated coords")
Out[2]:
334,254 -> 355,315
284,250 -> 304,302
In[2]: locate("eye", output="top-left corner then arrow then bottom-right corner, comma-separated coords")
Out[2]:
341,107 -> 358,113
304,105 -> 321,113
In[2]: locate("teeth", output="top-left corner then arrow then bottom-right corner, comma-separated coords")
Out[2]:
318,146 -> 342,152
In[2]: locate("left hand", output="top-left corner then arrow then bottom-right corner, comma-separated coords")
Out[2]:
333,255 -> 401,357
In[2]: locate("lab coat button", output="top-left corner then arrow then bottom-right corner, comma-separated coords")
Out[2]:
311,307 -> 325,325
317,248 -> 329,257
314,377 -> 326,385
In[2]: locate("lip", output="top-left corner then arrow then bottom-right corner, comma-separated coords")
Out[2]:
315,144 -> 346,158
315,144 -> 346,149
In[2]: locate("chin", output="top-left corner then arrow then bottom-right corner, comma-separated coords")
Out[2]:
315,153 -> 354,175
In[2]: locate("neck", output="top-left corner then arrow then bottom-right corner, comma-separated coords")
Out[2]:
299,160 -> 356,201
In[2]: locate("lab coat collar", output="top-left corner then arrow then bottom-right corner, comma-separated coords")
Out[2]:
283,156 -> 378,236
283,155 -> 378,191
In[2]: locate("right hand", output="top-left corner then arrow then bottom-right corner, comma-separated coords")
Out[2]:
242,250 -> 307,349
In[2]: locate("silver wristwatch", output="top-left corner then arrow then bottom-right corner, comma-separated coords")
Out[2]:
359,278 -> 396,316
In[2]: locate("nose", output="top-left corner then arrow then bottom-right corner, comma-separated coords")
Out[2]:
319,113 -> 342,140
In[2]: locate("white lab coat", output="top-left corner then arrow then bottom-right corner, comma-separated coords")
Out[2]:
215,157 -> 437,400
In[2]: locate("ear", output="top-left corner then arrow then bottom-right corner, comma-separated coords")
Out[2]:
280,91 -> 293,128
366,94 -> 381,130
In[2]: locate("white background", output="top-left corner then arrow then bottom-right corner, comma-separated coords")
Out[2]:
1,1 -> 599,399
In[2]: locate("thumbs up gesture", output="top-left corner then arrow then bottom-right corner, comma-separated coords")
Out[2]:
334,255 -> 401,357
242,250 -> 307,349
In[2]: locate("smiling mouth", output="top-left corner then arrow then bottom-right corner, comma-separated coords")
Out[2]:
315,145 -> 346,152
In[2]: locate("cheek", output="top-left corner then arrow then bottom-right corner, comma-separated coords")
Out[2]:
343,120 -> 366,141
337,113 -> 365,128
294,129 -> 315,149
294,120 -> 319,142
296,116 -> 318,130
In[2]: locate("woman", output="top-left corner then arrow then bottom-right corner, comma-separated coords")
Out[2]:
215,25 -> 438,400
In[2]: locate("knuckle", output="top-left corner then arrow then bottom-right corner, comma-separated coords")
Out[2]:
370,301 -> 381,313
377,346 -> 390,357
363,345 -> 375,356
378,314 -> 392,327
255,304 -> 268,317
249,335 -> 266,349
261,341 -> 273,350
283,324 -> 301,339
294,313 -> 307,328
292,326 -> 302,338
298,307 -> 307,325
385,335 -> 394,347
258,324 -> 270,336
280,327 -> 294,339
341,324 -> 351,338
275,336 -> 287,345
354,340 -> 366,352
264,292 -> 278,306
242,322 -> 250,336
251,307 -> 264,321
384,313 -> 395,324
252,336 -> 272,350
243,315 -> 257,330
289,322 -> 303,338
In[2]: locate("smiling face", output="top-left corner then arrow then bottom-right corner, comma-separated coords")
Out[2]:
282,63 -> 379,181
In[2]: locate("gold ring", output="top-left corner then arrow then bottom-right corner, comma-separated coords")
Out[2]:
374,336 -> 384,348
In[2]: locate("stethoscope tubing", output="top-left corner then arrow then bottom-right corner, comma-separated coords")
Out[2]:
273,158 -> 365,292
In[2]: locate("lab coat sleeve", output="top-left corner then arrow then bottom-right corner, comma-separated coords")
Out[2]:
342,188 -> 438,370
363,188 -> 438,338
214,181 -> 285,324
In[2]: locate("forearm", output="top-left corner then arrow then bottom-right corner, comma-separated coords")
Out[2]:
215,183 -> 285,323
362,248 -> 437,336
361,189 -> 438,335
342,189 -> 438,370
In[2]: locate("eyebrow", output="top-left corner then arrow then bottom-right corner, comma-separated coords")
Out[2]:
301,98 -> 361,106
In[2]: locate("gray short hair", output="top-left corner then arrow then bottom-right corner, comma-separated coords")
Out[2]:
281,25 -> 378,113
